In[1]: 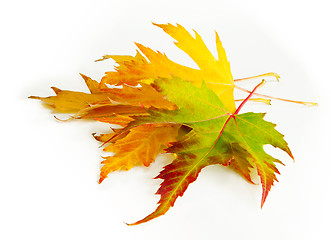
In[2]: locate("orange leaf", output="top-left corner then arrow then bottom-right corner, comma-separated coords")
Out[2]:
99,124 -> 180,183
29,74 -> 175,119
94,114 -> 134,127
100,83 -> 176,110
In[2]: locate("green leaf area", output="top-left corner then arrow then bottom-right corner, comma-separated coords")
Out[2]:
128,76 -> 293,225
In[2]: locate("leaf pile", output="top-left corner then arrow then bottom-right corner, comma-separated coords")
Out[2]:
30,23 -> 315,225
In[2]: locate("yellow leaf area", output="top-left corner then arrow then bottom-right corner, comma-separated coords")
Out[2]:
100,23 -> 236,113
96,124 -> 181,183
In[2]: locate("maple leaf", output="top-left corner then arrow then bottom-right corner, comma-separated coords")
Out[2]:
29,74 -> 106,113
98,123 -> 180,183
94,114 -> 134,127
29,74 -> 175,121
123,77 -> 293,225
100,23 -> 235,113
29,22 -> 316,226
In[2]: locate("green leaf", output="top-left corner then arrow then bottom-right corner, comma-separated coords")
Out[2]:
128,77 -> 293,225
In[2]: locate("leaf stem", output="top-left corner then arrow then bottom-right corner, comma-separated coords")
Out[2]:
235,98 -> 271,105
213,80 -> 266,150
234,72 -> 280,82
235,80 -> 266,115
235,85 -> 318,106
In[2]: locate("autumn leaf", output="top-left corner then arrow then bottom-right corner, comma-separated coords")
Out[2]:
100,23 -> 235,113
98,123 -> 180,183
29,74 -> 106,113
124,77 -> 292,225
30,22 -> 316,225
224,112 -> 293,205
29,74 -> 175,120
94,114 -> 134,127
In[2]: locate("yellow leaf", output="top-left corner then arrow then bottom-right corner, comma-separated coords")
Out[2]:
100,23 -> 235,112
100,46 -> 202,87
155,23 -> 235,112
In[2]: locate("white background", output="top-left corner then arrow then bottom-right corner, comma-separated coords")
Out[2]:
1,0 -> 329,239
